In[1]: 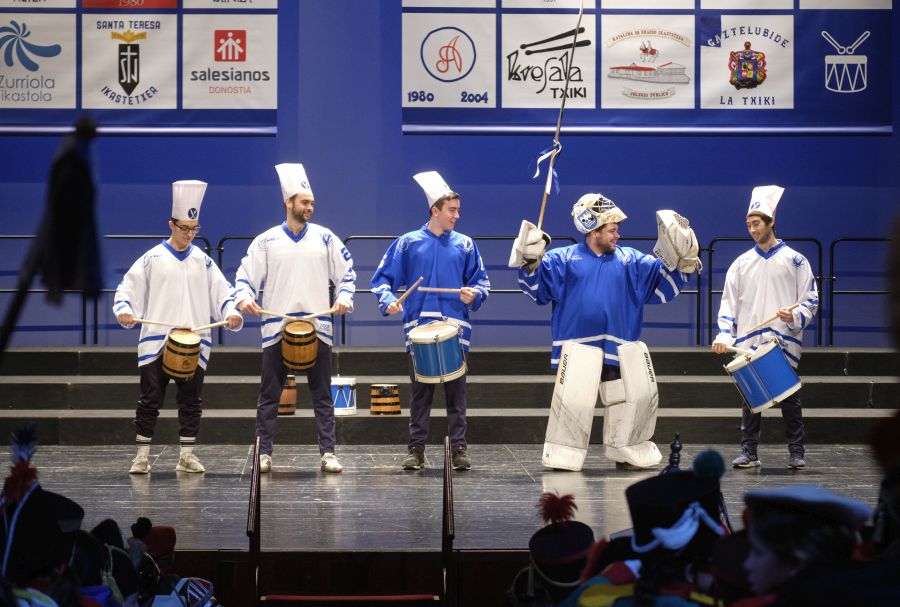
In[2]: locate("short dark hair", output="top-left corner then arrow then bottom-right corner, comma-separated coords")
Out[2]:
429,192 -> 460,216
747,212 -> 774,226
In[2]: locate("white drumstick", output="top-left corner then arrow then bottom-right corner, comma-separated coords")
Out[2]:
846,30 -> 870,55
257,308 -> 296,322
133,318 -> 181,328
724,345 -> 755,357
191,320 -> 228,332
821,31 -> 845,54
395,276 -> 425,305
298,307 -> 336,321
743,303 -> 801,335
418,287 -> 463,294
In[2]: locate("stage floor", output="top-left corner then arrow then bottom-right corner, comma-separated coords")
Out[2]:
31,443 -> 882,552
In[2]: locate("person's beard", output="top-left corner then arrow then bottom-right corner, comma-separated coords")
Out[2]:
291,206 -> 310,225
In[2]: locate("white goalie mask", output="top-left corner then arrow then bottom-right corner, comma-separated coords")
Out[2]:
571,193 -> 627,235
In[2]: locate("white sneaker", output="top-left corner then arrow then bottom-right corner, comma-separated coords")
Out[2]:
175,452 -> 206,473
130,453 -> 150,474
320,453 -> 343,473
259,454 -> 272,473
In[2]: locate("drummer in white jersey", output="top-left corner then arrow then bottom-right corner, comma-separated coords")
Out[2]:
370,171 -> 490,471
234,163 -> 355,474
712,186 -> 818,470
114,180 -> 243,475
513,194 -> 699,469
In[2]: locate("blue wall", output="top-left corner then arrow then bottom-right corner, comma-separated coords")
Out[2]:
1,1 -> 897,350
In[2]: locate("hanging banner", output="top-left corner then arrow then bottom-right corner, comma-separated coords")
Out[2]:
400,2 -> 892,133
0,1 -> 278,134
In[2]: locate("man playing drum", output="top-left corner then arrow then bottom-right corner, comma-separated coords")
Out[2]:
114,180 -> 243,475
712,186 -> 818,470
235,163 -> 355,474
512,194 -> 699,470
370,171 -> 490,471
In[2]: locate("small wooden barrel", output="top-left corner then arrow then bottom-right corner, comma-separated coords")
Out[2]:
282,320 -> 317,371
370,383 -> 401,415
162,329 -> 201,379
278,374 -> 297,416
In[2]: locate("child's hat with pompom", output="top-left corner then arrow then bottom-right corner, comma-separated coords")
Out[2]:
527,491 -> 595,586
625,449 -> 726,555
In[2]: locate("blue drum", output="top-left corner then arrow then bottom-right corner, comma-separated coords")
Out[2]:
725,339 -> 801,413
331,377 -> 356,416
408,321 -> 466,384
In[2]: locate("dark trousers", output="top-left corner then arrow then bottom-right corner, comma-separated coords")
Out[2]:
256,339 -> 335,456
740,389 -> 805,456
408,355 -> 467,451
134,356 -> 205,439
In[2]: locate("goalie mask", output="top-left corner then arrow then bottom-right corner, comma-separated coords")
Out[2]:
571,193 -> 627,235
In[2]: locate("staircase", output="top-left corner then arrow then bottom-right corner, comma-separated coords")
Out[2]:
1,346 -> 896,445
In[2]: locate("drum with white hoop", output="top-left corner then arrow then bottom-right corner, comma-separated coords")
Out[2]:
332,377 -> 357,416
825,54 -> 867,93
408,321 -> 466,384
724,339 -> 801,413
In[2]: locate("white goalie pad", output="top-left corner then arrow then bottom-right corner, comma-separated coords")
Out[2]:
542,341 -> 604,471
653,210 -> 701,274
600,341 -> 662,468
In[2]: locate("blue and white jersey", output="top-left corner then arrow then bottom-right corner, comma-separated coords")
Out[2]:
370,225 -> 490,351
518,244 -> 688,368
714,241 -> 818,367
113,241 -> 242,369
234,222 -> 356,347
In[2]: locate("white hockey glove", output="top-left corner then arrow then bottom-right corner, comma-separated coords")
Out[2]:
653,210 -> 702,274
508,219 -> 551,269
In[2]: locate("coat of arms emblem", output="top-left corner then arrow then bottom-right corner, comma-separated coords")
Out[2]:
729,41 -> 766,90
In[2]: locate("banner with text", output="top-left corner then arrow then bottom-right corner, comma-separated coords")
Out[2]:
400,1 -> 892,133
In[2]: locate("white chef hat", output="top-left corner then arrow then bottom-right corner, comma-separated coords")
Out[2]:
571,193 -> 627,235
275,163 -> 313,201
413,170 -> 456,209
747,185 -> 784,220
171,180 -> 206,221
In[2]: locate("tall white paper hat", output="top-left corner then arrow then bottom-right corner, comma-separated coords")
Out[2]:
171,180 -> 206,221
275,163 -> 313,201
747,185 -> 785,220
413,171 -> 453,209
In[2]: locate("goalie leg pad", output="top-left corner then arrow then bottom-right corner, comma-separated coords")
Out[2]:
600,341 -> 662,468
542,341 -> 603,471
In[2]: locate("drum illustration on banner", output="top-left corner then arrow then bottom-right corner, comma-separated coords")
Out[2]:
821,30 -> 869,94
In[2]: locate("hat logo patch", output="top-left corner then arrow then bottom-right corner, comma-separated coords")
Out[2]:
577,209 -> 597,230
749,201 -> 760,210
188,208 -> 198,219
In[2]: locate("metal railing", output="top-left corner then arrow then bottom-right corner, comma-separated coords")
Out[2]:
0,233 -> 890,347
827,237 -> 890,346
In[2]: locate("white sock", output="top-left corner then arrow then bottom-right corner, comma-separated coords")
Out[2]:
136,435 -> 151,458
179,436 -> 195,456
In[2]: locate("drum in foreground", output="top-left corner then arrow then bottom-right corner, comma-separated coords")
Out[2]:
332,377 -> 357,416
724,339 -> 801,413
370,384 -> 401,415
282,320 -> 317,371
408,321 -> 466,384
162,329 -> 201,379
